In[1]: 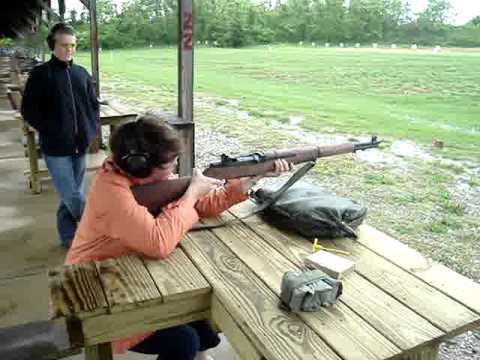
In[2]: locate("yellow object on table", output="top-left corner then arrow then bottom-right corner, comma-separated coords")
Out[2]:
312,238 -> 351,256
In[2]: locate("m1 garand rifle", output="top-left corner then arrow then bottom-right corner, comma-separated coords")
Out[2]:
132,136 -> 382,215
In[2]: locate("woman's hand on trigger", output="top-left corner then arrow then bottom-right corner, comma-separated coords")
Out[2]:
182,169 -> 224,202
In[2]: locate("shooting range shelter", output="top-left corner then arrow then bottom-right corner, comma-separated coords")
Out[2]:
1,0 -> 195,176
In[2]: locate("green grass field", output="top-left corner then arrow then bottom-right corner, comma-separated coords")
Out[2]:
78,45 -> 480,161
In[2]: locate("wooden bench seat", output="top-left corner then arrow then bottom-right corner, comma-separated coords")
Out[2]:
48,249 -> 211,359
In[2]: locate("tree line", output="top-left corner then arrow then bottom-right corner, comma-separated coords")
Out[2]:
66,0 -> 480,49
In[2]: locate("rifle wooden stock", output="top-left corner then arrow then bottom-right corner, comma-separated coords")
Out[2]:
131,143 -> 362,214
132,177 -> 191,216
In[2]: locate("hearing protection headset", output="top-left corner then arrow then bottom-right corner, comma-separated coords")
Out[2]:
121,120 -> 153,178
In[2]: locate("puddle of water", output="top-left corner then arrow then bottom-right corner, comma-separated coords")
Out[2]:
194,99 -> 212,109
355,148 -> 398,164
289,115 -> 304,126
217,106 -> 251,120
390,140 -> 435,160
225,99 -> 240,107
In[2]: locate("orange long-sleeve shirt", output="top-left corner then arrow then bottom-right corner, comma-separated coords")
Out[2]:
65,158 -> 248,353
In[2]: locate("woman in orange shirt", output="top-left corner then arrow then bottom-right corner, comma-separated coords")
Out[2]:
66,115 -> 290,360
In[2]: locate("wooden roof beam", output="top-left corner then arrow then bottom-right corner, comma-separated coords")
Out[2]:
79,0 -> 90,10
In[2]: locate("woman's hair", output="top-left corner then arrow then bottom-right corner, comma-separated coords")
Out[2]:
47,23 -> 76,51
109,115 -> 183,178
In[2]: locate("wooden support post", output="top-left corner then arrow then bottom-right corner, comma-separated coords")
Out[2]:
177,0 -> 194,176
26,127 -> 41,194
85,343 -> 113,360
88,0 -> 102,153
211,296 -> 264,360
89,0 -> 100,102
58,0 -> 66,21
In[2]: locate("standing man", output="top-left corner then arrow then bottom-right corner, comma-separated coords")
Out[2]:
21,23 -> 99,248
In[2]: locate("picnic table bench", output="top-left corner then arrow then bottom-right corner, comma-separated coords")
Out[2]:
47,200 -> 480,360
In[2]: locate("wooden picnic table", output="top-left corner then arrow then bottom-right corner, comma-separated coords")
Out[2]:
48,200 -> 480,360
99,101 -> 137,128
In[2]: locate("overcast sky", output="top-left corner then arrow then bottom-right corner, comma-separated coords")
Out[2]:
410,0 -> 480,25
64,0 -> 480,26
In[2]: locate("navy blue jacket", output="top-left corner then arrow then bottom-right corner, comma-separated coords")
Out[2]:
21,55 -> 99,156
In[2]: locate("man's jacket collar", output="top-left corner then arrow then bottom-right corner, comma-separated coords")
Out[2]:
50,54 -> 73,68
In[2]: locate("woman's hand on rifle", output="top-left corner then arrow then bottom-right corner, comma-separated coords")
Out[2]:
239,159 -> 293,193
182,169 -> 224,202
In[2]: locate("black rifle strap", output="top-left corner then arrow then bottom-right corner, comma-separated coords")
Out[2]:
189,161 -> 316,231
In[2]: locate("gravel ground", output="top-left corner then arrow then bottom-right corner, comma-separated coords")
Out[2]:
100,75 -> 480,360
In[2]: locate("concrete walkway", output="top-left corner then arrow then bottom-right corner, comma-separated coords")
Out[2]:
0,97 -> 238,360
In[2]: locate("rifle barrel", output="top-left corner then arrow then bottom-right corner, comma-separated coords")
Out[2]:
132,138 -> 381,214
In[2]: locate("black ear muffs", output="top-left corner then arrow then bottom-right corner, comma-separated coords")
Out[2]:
121,121 -> 152,178
47,32 -> 55,51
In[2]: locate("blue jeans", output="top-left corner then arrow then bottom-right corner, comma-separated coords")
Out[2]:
44,154 -> 86,247
130,320 -> 220,360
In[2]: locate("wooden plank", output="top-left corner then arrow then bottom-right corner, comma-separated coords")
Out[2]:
8,90 -> 22,110
203,215 -> 401,360
100,114 -> 137,127
143,247 -> 210,302
48,262 -> 108,319
356,225 -> 480,314
227,202 -> 446,350
95,255 -> 161,313
99,106 -> 107,118
81,294 -> 210,345
330,237 -> 480,334
85,343 -> 113,360
26,127 -> 41,194
400,343 -> 440,360
211,295 -> 263,360
24,150 -> 107,176
230,202 -> 480,335
183,230 -> 343,360
99,104 -> 119,117
24,168 -> 48,176
106,101 -> 137,116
